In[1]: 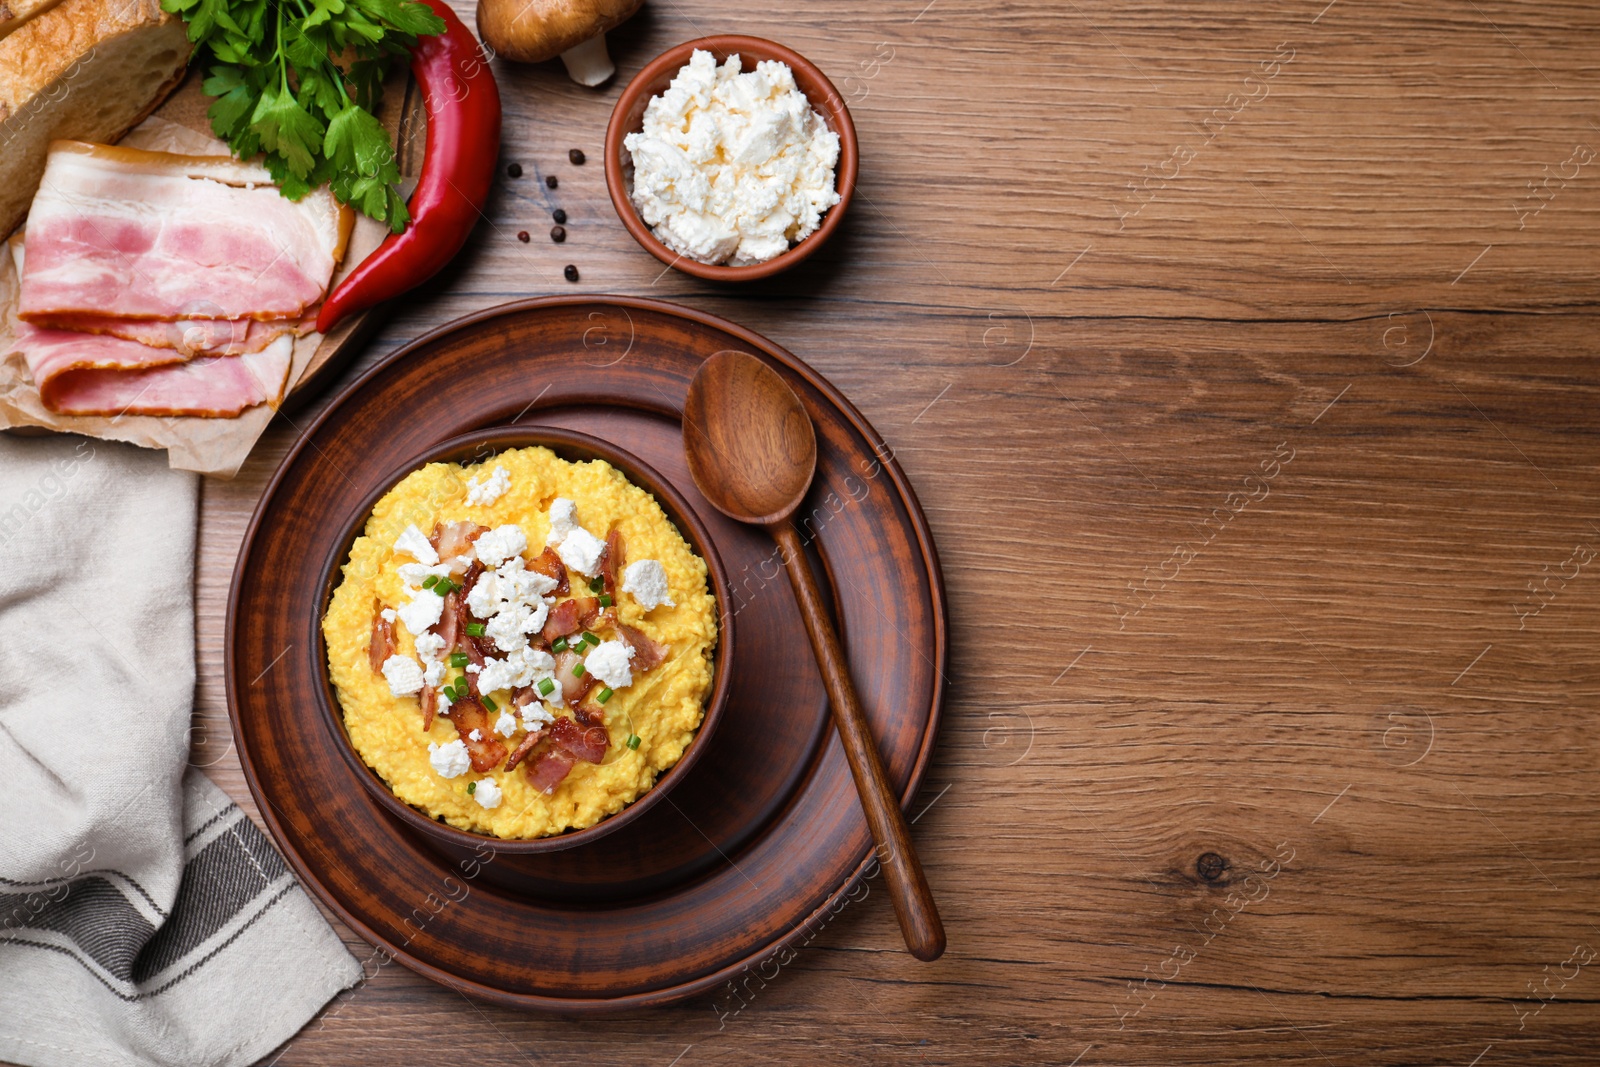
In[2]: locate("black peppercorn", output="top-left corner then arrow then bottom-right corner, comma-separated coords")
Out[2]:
569,149 -> 586,165
545,175 -> 558,189
552,208 -> 567,225
507,163 -> 522,178
516,231 -> 530,243
564,264 -> 579,282
551,225 -> 566,243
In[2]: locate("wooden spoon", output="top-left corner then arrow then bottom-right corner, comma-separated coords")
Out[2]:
683,350 -> 946,962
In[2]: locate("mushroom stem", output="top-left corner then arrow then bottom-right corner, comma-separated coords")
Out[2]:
558,33 -> 614,86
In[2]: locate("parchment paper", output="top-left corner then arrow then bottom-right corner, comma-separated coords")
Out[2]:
0,115 -> 390,478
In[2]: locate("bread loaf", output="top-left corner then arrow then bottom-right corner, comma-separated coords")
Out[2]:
0,0 -> 190,237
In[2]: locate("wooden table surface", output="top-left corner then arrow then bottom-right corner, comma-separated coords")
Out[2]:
180,0 -> 1600,1062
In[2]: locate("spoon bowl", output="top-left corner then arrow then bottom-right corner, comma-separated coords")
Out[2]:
683,351 -> 946,961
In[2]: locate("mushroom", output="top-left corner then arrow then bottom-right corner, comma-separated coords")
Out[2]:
476,0 -> 642,87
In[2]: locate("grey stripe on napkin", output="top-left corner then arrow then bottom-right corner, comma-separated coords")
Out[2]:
0,433 -> 360,1067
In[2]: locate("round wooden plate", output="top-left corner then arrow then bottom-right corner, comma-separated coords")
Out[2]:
225,296 -> 947,1010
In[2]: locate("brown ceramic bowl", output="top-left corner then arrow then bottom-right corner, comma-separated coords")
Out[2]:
313,426 -> 734,855
604,35 -> 859,282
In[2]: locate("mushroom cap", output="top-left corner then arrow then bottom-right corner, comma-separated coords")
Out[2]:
476,0 -> 642,64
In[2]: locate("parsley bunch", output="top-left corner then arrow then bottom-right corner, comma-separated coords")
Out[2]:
162,0 -> 446,232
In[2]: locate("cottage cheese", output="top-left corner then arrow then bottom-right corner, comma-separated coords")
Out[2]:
393,524 -> 438,565
546,498 -> 579,546
473,776 -> 502,809
494,710 -> 519,738
466,466 -> 511,507
381,655 -> 424,696
623,559 -> 675,610
585,639 -> 635,689
474,524 -> 529,567
557,526 -> 606,577
428,739 -> 471,778
396,588 -> 445,635
624,49 -> 841,266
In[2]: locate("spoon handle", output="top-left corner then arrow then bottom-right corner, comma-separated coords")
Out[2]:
771,523 -> 946,961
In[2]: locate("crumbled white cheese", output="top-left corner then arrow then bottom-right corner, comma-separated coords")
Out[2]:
394,524 -> 439,565
380,607 -> 397,623
465,465 -> 511,507
474,524 -> 529,567
437,690 -> 453,717
381,655 -> 424,696
584,640 -> 635,689
414,631 -> 446,662
546,498 -> 579,546
485,600 -> 550,653
428,739 -> 470,778
558,527 -> 605,577
397,561 -> 451,590
396,588 -> 445,635
494,710 -> 519,738
522,702 -> 557,728
468,729 -> 482,742
468,557 -> 557,621
476,645 -> 555,694
624,49 -> 841,266
622,559 -> 675,610
473,776 -> 502,809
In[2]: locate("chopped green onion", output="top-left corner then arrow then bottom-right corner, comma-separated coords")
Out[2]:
422,574 -> 439,589
450,652 -> 469,668
572,661 -> 586,678
453,680 -> 469,700
467,781 -> 477,794
537,678 -> 555,696
436,579 -> 455,595
481,694 -> 498,712
598,594 -> 613,608
466,622 -> 486,636
597,687 -> 613,704
581,631 -> 599,647
626,734 -> 640,750
552,637 -> 569,653
588,576 -> 604,593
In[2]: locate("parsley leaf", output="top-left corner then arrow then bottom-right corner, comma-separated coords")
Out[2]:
161,0 -> 444,227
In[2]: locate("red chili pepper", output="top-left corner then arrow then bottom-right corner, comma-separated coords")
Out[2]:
316,0 -> 500,333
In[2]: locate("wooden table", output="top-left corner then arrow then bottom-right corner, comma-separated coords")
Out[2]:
185,0 -> 1600,1062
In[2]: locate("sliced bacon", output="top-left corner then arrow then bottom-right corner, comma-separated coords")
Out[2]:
436,589 -> 462,652
20,141 -> 350,323
40,310 -> 314,355
460,560 -> 486,603
550,715 -> 608,764
511,685 -> 541,708
420,684 -> 439,731
540,599 -> 582,642
430,521 -> 488,562
368,605 -> 395,672
554,649 -> 595,705
599,529 -> 624,596
615,622 -> 669,672
503,725 -> 546,772
448,697 -> 508,773
529,546 -> 570,596
525,750 -> 574,794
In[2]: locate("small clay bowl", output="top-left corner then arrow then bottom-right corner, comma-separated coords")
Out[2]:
604,35 -> 859,282
313,426 -> 734,855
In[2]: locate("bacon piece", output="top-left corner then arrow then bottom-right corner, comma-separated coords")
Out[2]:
541,599 -> 582,642
599,529 -> 624,596
554,649 -> 595,705
529,546 -> 569,595
511,685 -> 540,708
503,726 -> 546,772
573,694 -> 606,729
461,560 -> 486,603
368,606 -> 395,672
448,697 -> 508,773
42,310 -> 314,355
430,521 -> 488,563
525,750 -> 574,794
550,715 -> 607,764
615,622 -> 669,672
20,141 -> 350,323
420,684 -> 439,731
575,597 -> 610,630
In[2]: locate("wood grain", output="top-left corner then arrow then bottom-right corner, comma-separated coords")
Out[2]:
32,0 -> 1600,1061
